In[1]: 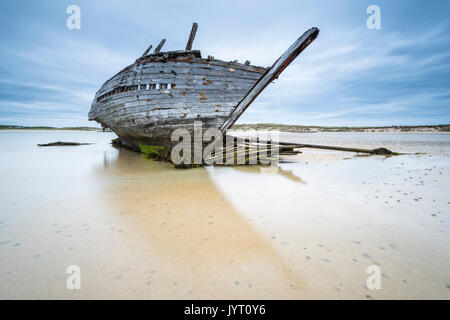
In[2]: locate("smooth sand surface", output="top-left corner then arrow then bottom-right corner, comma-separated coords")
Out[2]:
0,131 -> 449,299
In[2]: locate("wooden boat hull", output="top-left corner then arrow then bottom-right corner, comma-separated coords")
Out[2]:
88,27 -> 320,161
89,52 -> 266,150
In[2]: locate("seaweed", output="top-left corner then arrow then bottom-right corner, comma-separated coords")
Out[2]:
37,141 -> 93,147
137,142 -> 171,161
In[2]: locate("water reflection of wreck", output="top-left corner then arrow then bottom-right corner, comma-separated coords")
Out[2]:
88,23 -> 320,161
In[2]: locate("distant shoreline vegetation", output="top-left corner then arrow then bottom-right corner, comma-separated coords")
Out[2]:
231,123 -> 450,133
0,125 -> 107,131
1,124 -> 449,133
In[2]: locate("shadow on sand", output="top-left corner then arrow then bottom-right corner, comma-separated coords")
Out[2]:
94,148 -> 306,298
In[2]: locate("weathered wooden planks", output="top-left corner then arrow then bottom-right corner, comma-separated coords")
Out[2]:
88,56 -> 262,125
90,87 -> 251,120
92,60 -> 263,99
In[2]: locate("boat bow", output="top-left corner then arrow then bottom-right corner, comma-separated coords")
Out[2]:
219,27 -> 320,132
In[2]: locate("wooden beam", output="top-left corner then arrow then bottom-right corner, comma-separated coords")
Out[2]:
278,142 -> 397,155
219,27 -> 320,132
141,44 -> 153,57
185,22 -> 198,51
225,135 -> 398,155
154,39 -> 166,53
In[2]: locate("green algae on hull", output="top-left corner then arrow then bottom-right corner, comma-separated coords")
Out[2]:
137,141 -> 201,168
111,138 -> 120,146
137,142 -> 171,161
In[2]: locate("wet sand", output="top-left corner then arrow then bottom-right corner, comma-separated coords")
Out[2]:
0,130 -> 449,299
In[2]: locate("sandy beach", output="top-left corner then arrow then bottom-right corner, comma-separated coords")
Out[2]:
0,130 -> 449,299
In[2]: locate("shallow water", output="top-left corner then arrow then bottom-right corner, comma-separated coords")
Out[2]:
0,130 -> 449,299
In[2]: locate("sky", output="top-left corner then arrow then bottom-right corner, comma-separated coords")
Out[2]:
0,0 -> 449,127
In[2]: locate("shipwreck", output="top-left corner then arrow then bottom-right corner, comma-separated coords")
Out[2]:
88,23 -> 320,163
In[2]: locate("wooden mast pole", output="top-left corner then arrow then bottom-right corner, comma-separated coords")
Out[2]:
141,45 -> 153,57
185,22 -> 198,51
154,39 -> 166,53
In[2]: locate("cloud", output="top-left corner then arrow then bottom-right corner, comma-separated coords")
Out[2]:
0,0 -> 449,126
239,23 -> 450,126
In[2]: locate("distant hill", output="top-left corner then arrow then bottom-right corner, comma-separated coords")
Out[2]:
2,123 -> 449,133
231,123 -> 450,133
0,125 -> 108,131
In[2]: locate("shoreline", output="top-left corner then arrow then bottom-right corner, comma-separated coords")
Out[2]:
2,124 -> 449,133
232,124 -> 450,133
